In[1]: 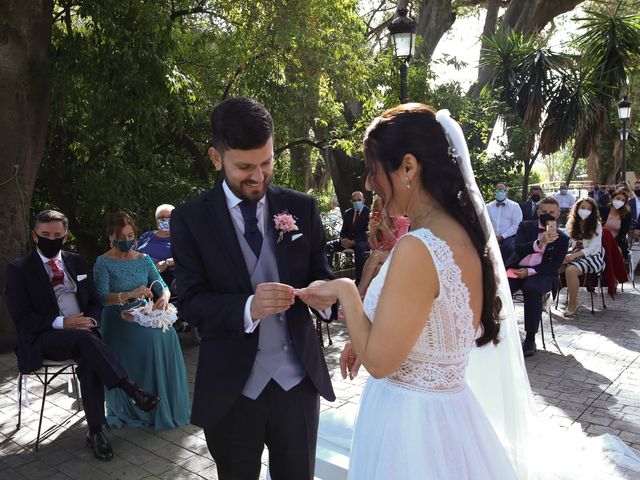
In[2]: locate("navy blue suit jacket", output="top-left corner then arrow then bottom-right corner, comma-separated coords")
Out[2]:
171,182 -> 336,429
505,221 -> 569,279
520,200 -> 539,222
339,206 -> 370,243
5,250 -> 101,373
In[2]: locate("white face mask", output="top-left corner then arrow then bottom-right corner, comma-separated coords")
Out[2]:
577,208 -> 592,220
612,199 -> 625,210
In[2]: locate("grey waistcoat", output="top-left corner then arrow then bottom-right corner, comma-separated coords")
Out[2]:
232,210 -> 306,399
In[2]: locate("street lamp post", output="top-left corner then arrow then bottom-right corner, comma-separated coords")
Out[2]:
387,8 -> 416,104
617,98 -> 632,183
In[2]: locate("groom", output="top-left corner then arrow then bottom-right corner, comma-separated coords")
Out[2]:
171,97 -> 336,480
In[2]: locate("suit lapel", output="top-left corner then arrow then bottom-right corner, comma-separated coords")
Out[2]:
62,251 -> 77,280
267,185 -> 291,287
29,250 -> 58,309
205,182 -> 253,291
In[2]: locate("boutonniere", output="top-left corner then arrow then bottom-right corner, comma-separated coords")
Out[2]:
273,211 -> 299,243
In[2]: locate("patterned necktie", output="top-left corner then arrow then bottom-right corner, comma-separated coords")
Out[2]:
48,259 -> 65,287
239,200 -> 263,258
353,210 -> 361,226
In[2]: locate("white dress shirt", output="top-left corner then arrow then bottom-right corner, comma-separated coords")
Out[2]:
37,249 -> 77,329
486,198 -> 522,238
554,191 -> 576,209
222,181 -> 266,333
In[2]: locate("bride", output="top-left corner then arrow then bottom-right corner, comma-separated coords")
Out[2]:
297,103 -> 640,479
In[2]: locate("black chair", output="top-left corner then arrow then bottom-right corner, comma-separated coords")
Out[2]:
512,291 -> 556,350
16,359 -> 81,451
555,271 -> 606,313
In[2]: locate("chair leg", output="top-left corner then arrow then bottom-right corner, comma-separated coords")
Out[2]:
539,315 -> 546,350
71,366 -> 81,410
548,303 -> 556,341
36,367 -> 49,452
590,289 -> 595,314
17,373 -> 23,430
326,322 -> 332,346
600,279 -> 606,310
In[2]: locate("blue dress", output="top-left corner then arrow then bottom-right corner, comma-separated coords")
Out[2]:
93,254 -> 190,430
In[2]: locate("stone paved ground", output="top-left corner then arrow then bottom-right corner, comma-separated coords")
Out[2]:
0,280 -> 639,479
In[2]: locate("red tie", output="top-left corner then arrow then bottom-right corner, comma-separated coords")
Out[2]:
353,211 -> 360,226
48,259 -> 65,287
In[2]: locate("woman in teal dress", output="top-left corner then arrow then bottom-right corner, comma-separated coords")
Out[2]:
93,211 -> 190,429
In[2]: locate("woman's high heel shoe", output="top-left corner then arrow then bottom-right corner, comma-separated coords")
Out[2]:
563,304 -> 580,317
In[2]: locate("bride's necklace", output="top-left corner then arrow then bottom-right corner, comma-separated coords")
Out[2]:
409,207 -> 439,230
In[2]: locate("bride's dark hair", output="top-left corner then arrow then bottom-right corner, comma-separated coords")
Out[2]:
363,103 -> 500,346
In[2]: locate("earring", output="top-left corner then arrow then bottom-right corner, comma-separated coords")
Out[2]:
405,177 -> 412,190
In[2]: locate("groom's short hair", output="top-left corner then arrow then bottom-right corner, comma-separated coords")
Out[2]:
210,97 -> 273,154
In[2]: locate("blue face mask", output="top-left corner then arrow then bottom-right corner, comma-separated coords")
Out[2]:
495,191 -> 507,202
157,218 -> 170,232
560,188 -> 568,195
352,200 -> 363,211
116,239 -> 136,253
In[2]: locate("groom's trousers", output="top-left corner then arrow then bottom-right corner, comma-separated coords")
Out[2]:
204,377 -> 319,480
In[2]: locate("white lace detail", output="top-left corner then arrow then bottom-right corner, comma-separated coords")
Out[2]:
363,228 -> 476,393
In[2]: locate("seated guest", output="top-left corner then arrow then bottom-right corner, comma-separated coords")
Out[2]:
520,185 -> 543,221
326,191 -> 370,284
560,197 -> 605,317
93,212 -> 190,430
137,204 -> 175,288
487,182 -> 522,261
5,210 -> 159,461
506,198 -> 569,357
601,189 -> 632,258
357,195 -> 410,297
554,183 -> 575,226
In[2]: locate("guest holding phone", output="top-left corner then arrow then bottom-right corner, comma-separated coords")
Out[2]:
560,197 -> 604,317
506,197 -> 569,356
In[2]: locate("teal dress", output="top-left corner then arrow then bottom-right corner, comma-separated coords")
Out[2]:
93,254 -> 190,429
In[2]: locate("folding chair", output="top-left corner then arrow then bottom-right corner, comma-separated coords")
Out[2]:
16,359 -> 81,451
555,271 -> 606,314
512,291 -> 555,350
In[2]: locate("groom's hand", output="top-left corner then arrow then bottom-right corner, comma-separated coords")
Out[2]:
250,282 -> 295,320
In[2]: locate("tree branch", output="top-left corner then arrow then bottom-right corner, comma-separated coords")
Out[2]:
274,138 -> 330,156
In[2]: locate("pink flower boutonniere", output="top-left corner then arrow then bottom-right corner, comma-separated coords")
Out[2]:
273,211 -> 299,243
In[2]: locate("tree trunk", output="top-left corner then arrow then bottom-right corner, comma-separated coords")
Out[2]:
414,0 -> 456,62
586,149 -> 599,183
325,147 -> 366,213
0,0 -> 54,337
468,0 -> 500,98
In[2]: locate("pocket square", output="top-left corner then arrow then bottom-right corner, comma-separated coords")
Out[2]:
292,233 -> 303,241
76,274 -> 87,281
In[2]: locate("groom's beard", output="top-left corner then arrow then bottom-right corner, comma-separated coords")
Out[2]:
221,168 -> 272,202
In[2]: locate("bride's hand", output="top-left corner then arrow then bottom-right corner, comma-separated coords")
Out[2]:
295,279 -> 347,310
339,342 -> 361,380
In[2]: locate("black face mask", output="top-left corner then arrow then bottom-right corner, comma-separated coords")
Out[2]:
608,189 -> 615,195
634,189 -> 640,197
35,234 -> 65,258
538,213 -> 555,226
530,194 -> 541,203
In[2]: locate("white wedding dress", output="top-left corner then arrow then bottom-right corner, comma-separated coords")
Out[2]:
348,227 -> 518,479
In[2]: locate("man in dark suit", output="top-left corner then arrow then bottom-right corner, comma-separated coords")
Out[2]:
520,185 -> 543,221
5,210 -> 159,460
171,97 -> 335,480
326,191 -> 370,284
506,198 -> 569,357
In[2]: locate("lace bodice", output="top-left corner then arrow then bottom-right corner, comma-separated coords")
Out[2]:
363,228 -> 477,393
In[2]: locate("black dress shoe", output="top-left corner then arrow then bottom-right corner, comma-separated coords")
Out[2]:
522,338 -> 537,358
132,388 -> 160,412
86,431 -> 114,461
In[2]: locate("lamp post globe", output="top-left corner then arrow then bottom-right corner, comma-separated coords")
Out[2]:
388,8 -> 417,104
617,98 -> 632,183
